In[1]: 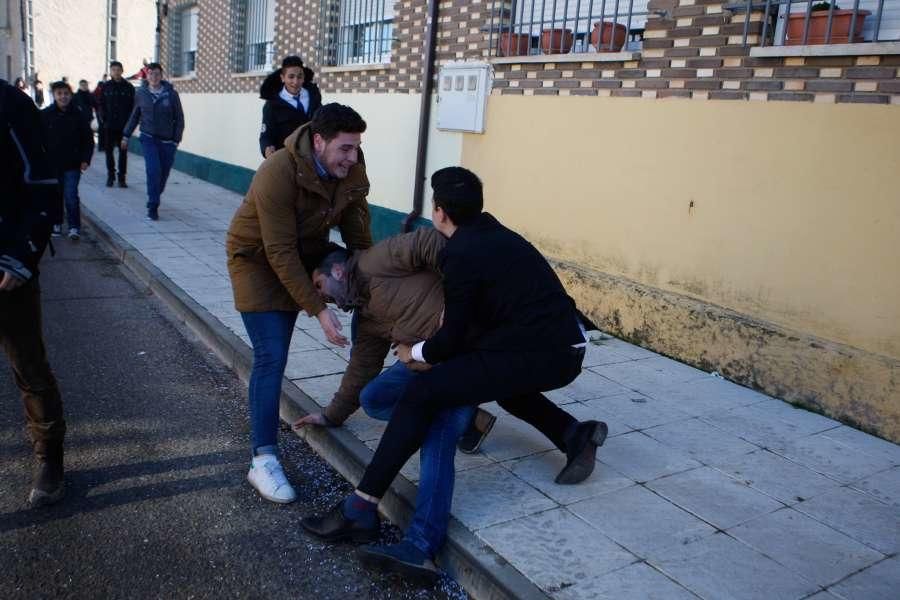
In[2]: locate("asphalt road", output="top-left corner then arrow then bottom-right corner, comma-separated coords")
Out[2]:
0,229 -> 468,600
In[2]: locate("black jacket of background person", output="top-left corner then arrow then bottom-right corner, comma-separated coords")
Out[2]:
97,78 -> 135,133
258,67 -> 322,157
41,103 -> 94,171
73,89 -> 97,122
421,212 -> 585,365
0,80 -> 59,280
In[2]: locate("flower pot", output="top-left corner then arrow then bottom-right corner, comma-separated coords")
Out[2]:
786,10 -> 870,45
591,21 -> 627,52
540,28 -> 574,54
497,32 -> 532,56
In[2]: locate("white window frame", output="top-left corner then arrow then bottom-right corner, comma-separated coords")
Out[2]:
334,0 -> 394,66
0,0 -> 10,30
241,0 -> 276,72
181,6 -> 199,76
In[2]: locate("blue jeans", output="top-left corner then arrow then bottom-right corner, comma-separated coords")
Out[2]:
60,170 -> 81,230
241,311 -> 298,456
360,361 -> 475,558
139,133 -> 177,209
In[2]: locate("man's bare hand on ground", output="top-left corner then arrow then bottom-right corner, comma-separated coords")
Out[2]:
292,413 -> 331,430
0,271 -> 25,292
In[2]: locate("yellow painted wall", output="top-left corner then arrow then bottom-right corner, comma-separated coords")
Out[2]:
178,92 -> 462,214
462,96 -> 900,361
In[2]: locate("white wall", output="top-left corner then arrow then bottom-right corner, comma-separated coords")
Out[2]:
177,91 -> 464,215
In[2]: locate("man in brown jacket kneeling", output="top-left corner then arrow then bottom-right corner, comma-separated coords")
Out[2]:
294,227 -> 602,583
226,103 -> 372,504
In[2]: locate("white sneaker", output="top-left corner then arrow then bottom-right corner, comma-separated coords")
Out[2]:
67,228 -> 80,241
247,454 -> 296,504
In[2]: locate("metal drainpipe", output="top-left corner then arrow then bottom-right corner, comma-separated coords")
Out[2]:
401,0 -> 440,233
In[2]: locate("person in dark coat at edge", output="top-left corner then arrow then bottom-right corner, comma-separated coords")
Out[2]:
40,81 -> 94,240
258,55 -> 322,159
301,167 -> 609,581
0,78 -> 67,507
73,79 -> 98,124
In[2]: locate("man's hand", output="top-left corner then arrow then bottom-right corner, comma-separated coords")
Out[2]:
406,361 -> 432,373
394,343 -> 413,364
120,138 -> 128,150
292,413 -> 331,430
0,271 -> 25,292
80,162 -> 89,173
317,308 -> 348,347
264,145 -> 276,158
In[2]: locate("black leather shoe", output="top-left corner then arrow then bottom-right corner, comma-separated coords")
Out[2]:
106,177 -> 114,187
555,420 -> 608,485
358,541 -> 439,585
457,408 -> 496,454
300,501 -> 380,544
117,179 -> 128,188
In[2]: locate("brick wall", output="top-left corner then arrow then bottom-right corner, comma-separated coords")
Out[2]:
160,0 -> 900,104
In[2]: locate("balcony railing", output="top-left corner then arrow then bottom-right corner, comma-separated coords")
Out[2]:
489,0 -> 654,57
726,0 -> 899,46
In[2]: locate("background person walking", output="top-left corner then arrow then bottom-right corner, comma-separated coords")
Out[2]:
122,63 -> 184,221
97,61 -> 134,188
258,55 -> 321,159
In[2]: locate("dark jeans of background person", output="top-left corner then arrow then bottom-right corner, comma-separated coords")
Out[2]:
0,279 -> 65,454
104,129 -> 128,180
359,361 -> 475,558
357,347 -> 584,499
59,170 -> 81,231
240,310 -> 298,457
139,134 -> 177,209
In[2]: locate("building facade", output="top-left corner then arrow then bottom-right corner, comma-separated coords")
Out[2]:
149,0 -> 899,442
0,0 -> 157,87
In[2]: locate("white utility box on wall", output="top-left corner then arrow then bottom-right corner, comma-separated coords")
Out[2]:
436,62 -> 492,134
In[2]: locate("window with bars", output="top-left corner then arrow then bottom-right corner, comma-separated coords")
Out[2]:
0,0 -> 9,30
109,0 -> 118,61
490,0 -> 651,57
231,0 -> 276,72
170,5 -> 199,76
320,0 -> 394,66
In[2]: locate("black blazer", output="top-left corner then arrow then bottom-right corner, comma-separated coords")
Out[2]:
40,104 -> 94,171
422,212 -> 585,364
258,82 -> 322,157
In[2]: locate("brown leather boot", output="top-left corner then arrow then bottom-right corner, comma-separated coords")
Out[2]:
29,441 -> 65,507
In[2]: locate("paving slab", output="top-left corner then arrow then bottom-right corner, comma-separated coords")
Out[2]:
793,487 -> 900,555
570,484 -> 716,559
590,356 -> 710,394
642,417 -> 760,464
477,508 -> 637,594
709,449 -> 841,505
828,555 -> 900,600
554,562 -> 700,600
597,431 -> 702,483
646,466 -> 785,530
649,532 -> 819,600
770,432 -> 895,484
586,391 -> 694,431
649,376 -> 773,416
702,401 -> 840,448
478,414 -> 557,462
544,370 -> 632,404
729,507 -> 885,587
509,451 -> 634,505
821,426 -> 900,466
449,465 -> 557,530
849,466 -> 900,507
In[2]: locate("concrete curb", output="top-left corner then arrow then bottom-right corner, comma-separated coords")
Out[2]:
82,206 -> 549,600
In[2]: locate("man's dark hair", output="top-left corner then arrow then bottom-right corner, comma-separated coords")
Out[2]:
50,81 -> 72,93
109,61 -> 123,69
146,62 -> 163,72
310,103 -> 366,142
281,55 -> 304,69
317,248 -> 351,276
431,167 -> 483,226
79,79 -> 88,85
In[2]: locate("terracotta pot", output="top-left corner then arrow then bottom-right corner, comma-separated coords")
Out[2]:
786,10 -> 870,45
497,32 -> 531,56
591,21 -> 627,52
540,28 -> 574,54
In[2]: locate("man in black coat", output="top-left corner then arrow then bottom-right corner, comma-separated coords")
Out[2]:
258,56 -> 322,158
41,81 -> 94,239
97,61 -> 134,187
73,79 -> 98,124
0,78 -> 67,507
302,167 -> 608,580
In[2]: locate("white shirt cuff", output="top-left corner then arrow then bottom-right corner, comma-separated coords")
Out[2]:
411,341 -> 426,363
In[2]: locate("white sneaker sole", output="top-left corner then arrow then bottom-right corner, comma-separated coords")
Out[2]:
247,472 -> 296,504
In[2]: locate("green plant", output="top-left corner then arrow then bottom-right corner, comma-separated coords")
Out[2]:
811,2 -> 840,10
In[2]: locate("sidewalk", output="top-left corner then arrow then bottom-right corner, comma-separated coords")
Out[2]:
79,160 -> 899,600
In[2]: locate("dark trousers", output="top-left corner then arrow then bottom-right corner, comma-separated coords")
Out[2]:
139,134 -> 177,209
0,279 -> 65,454
104,129 -> 127,179
357,347 -> 583,498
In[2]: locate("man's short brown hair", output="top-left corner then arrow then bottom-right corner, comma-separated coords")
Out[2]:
310,103 -> 367,142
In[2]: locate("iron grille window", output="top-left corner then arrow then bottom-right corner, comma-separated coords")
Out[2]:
231,0 -> 276,72
108,0 -> 118,61
727,0 -> 900,46
320,0 -> 394,66
0,0 -> 9,29
489,0 -> 652,57
170,5 -> 199,76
